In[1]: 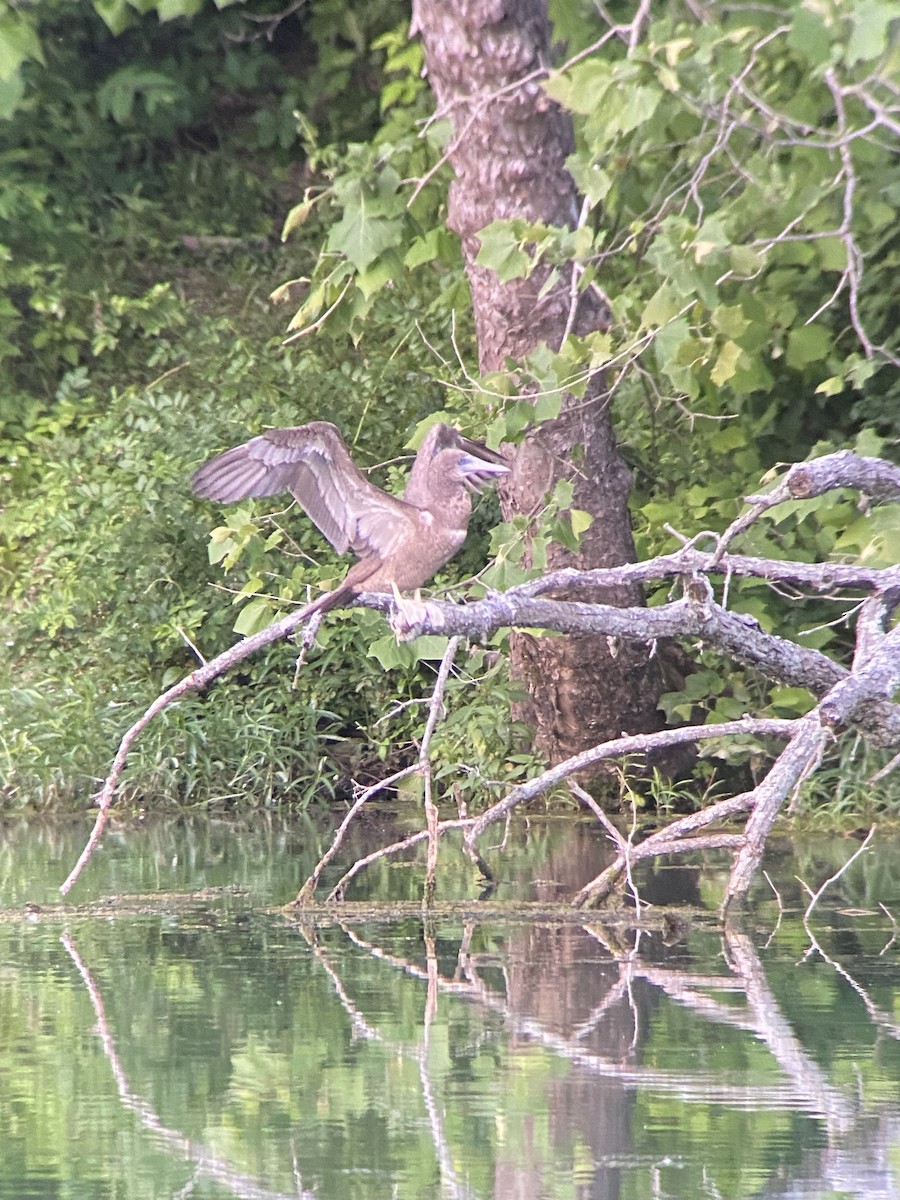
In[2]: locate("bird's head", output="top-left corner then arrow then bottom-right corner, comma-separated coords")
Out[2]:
434,448 -> 511,494
451,449 -> 509,494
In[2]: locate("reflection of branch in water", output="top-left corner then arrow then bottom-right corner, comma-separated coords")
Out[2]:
306,935 -> 382,1043
308,923 -> 472,1200
879,903 -> 898,956
333,923 -> 851,1116
60,933 -> 308,1200
723,923 -> 856,1134
415,1036 -> 473,1200
418,924 -> 474,1200
795,829 -> 900,1042
801,825 -> 876,924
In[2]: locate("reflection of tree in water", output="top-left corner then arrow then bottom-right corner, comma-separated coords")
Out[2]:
62,898 -> 900,1200
329,910 -> 899,1199
62,932 -> 306,1200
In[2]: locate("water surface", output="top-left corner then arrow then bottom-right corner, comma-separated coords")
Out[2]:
0,816 -> 897,1199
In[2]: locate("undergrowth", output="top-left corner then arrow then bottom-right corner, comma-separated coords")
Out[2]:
0,0 -> 533,810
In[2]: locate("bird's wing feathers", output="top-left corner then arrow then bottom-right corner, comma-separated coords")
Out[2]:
192,421 -> 419,559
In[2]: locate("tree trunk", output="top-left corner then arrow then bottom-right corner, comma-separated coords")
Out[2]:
412,0 -> 668,765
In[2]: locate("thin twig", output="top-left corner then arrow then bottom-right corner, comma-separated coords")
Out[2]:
802,825 -> 876,926
295,764 -> 420,904
325,817 -> 476,901
61,592 -> 340,895
878,903 -> 898,956
420,637 -> 461,906
282,279 -> 351,345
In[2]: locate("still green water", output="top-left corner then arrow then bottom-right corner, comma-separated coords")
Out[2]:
0,815 -> 898,1199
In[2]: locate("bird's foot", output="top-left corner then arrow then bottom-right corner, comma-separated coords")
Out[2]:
389,585 -> 445,642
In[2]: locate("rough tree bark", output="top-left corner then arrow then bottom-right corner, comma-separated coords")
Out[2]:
411,0 -> 668,765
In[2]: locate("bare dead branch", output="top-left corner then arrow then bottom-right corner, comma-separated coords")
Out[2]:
554,624 -> 900,910
63,450 -> 900,910
573,788 -> 764,908
61,593 -> 338,896
295,764 -> 421,905
420,637 -> 462,904
717,451 -> 900,556
366,583 -> 900,742
463,717 -> 797,855
323,817 -> 476,902
722,718 -> 829,910
295,637 -> 461,906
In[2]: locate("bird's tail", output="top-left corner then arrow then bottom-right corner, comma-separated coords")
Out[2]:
294,582 -> 355,624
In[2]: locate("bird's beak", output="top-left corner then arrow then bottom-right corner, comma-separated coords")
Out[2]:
458,453 -> 509,475
457,452 -> 509,493
456,437 -> 508,467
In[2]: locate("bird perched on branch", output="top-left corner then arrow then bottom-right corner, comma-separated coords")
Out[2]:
191,421 -> 509,621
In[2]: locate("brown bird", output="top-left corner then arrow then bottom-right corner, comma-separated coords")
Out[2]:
191,421 -> 509,620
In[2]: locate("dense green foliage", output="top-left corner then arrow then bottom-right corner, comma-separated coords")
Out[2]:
1,0 -> 897,810
0,0 -> 531,807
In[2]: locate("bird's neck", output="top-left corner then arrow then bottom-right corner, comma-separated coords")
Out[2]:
417,480 -> 472,531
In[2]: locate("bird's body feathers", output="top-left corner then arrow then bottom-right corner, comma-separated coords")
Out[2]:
191,421 -> 508,598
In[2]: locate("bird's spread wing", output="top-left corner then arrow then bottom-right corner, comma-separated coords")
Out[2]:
192,421 -> 419,560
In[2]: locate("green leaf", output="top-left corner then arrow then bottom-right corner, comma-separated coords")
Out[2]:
553,479 -> 574,508
96,67 -> 181,124
356,254 -> 396,300
281,200 -> 314,242
478,559 -> 535,590
710,340 -> 742,386
769,686 -> 815,716
815,376 -> 844,397
156,0 -> 205,19
845,0 -> 896,63
207,527 -> 235,566
709,424 -> 747,453
852,427 -> 886,458
533,391 -> 562,423
235,575 -> 264,600
543,59 -> 611,116
653,317 -> 700,399
404,227 -> 450,268
817,238 -> 846,271
847,355 -> 879,389
834,509 -> 900,567
367,634 -> 450,669
286,282 -> 326,332
326,201 -> 404,272
712,305 -> 749,340
566,152 -> 612,207
786,324 -> 831,369
0,69 -> 24,118
730,245 -> 764,276
693,216 -> 729,263
641,283 -> 680,329
787,8 -> 832,67
233,597 -> 274,637
618,84 -> 661,134
0,11 -> 44,79
404,412 -> 455,450
475,221 -> 531,281
570,509 -> 593,538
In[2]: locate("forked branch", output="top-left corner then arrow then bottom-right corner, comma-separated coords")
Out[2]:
63,451 -> 900,909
